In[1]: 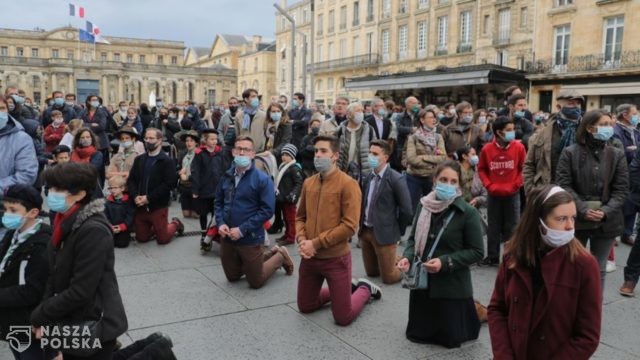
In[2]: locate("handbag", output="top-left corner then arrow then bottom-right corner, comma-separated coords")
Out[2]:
402,211 -> 456,290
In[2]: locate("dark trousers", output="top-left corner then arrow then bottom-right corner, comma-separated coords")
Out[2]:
134,207 -> 178,244
113,334 -> 175,360
576,231 -> 616,290
220,240 -> 284,289
405,173 -> 433,212
63,340 -> 115,360
624,234 -> 640,284
622,198 -> 640,238
179,187 -> 198,212
10,339 -> 55,360
114,232 -> 132,248
198,197 -> 215,231
272,202 -> 283,230
487,193 -> 520,259
281,202 -> 297,242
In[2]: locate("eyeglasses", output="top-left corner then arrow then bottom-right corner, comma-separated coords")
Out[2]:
233,147 -> 254,153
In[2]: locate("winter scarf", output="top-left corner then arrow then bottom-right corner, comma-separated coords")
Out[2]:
242,106 -> 257,130
414,190 -> 461,257
71,145 -> 97,163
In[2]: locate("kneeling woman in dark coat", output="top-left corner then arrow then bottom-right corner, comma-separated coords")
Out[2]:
31,162 -> 128,360
397,160 -> 484,348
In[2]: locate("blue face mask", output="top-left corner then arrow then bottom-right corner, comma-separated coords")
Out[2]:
514,111 -> 526,118
412,105 -> 420,114
0,111 -> 8,129
593,126 -> 614,141
368,154 -> 380,169
234,155 -> 251,168
504,130 -> 516,142
270,112 -> 282,122
2,213 -> 25,230
378,108 -> 386,117
435,182 -> 458,201
90,101 -> 100,108
47,191 -> 70,213
437,113 -> 445,121
469,155 -> 479,166
292,99 -> 299,108
250,98 -> 260,109
631,115 -> 639,127
54,98 -> 65,107
561,106 -> 581,120
11,94 -> 25,105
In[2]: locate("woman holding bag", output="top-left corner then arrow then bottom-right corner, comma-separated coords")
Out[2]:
397,160 -> 484,348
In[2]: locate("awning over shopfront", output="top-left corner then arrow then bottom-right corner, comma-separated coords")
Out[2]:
345,64 -> 526,91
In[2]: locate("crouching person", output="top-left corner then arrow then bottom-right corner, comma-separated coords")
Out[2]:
214,136 -> 294,289
0,184 -> 55,360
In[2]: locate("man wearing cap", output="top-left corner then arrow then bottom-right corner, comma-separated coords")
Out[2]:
523,90 -> 584,195
107,126 -> 143,180
0,184 -> 54,359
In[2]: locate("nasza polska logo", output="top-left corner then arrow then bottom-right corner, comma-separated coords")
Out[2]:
7,326 -> 32,353
40,325 -> 102,351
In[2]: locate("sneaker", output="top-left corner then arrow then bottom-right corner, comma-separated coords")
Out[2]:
619,281 -> 637,297
357,278 -> 382,300
172,217 -> 185,236
267,225 -> 283,235
200,239 -> 212,253
278,246 -> 295,275
606,260 -> 616,273
478,257 -> 499,267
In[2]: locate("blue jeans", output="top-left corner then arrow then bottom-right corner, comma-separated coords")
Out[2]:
487,193 -> 521,259
405,173 -> 433,212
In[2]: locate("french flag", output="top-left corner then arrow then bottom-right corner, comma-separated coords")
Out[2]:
86,21 -> 99,36
69,4 -> 85,18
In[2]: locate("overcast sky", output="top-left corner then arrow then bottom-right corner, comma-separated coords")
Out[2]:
3,0 -> 277,49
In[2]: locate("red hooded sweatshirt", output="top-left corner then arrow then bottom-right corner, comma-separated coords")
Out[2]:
478,139 -> 526,197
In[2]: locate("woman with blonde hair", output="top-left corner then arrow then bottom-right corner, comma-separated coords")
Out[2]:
59,118 -> 84,149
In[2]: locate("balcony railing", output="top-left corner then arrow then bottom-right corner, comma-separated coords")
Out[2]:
526,50 -> 640,75
308,53 -> 379,72
434,48 -> 448,56
328,26 -> 335,33
366,14 -> 374,22
493,37 -> 510,46
457,43 -> 473,54
353,19 -> 360,26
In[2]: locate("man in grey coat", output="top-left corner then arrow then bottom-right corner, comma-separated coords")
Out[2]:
359,139 -> 413,284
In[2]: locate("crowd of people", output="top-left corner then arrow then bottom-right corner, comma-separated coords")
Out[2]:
0,83 -> 638,359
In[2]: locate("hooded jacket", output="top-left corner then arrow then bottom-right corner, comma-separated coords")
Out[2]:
0,117 -> 38,197
478,139 -> 526,197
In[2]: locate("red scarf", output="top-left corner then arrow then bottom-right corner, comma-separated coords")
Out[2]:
51,203 -> 82,248
71,145 -> 97,163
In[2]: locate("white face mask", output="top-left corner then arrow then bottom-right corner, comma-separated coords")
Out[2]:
539,218 -> 574,248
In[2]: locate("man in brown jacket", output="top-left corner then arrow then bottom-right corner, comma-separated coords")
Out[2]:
296,135 -> 382,326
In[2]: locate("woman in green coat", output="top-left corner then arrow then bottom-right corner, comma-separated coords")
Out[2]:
397,160 -> 484,348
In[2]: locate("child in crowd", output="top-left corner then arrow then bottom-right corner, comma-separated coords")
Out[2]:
43,110 -> 66,153
59,118 -> 84,149
44,145 -> 72,224
275,144 -> 304,246
105,176 -> 135,248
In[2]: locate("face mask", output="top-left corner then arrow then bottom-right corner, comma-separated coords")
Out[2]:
437,113 -> 445,121
168,114 -> 177,120
469,155 -> 479,166
535,115 -> 544,124
292,100 -> 299,108
120,106 -> 128,112
593,126 -> 614,141
503,130 -> 516,142
234,155 -> 251,168
449,108 -> 456,115
513,111 -> 525,118
435,182 -> 458,201
79,138 -> 92,147
368,154 -> 380,169
11,95 -> 25,105
229,106 -> 238,113
0,111 -> 9,129
2,213 -> 25,230
391,113 -> 399,121
90,101 -> 100,108
539,218 -> 574,248
270,112 -> 282,122
311,127 -> 320,135
460,115 -> 473,124
159,114 -> 168,120
314,157 -> 333,173
478,116 -> 487,125
250,98 -> 260,109
378,108 -> 386,117
65,101 -> 75,107
631,115 -> 639,127
561,106 -> 581,120
353,112 -> 364,124
145,141 -> 159,152
225,109 -> 231,115
156,102 -> 163,108
53,118 -> 64,126
47,191 -> 70,213
412,105 -> 420,114
54,98 -> 65,107
8,104 -> 15,112
122,141 -> 133,149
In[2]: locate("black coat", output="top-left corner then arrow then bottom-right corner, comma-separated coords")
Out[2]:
104,194 -> 135,232
30,199 -> 128,343
299,133 -> 317,173
127,151 -> 177,210
289,107 -> 312,148
276,163 -> 304,203
81,107 -> 110,150
267,122 -> 293,157
0,224 -> 50,340
365,114 -> 393,140
190,147 -> 231,199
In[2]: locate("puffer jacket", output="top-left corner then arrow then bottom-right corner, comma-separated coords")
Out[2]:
556,138 -> 629,236
0,117 -> 38,197
442,121 -> 485,154
404,131 -> 447,177
276,162 -> 304,203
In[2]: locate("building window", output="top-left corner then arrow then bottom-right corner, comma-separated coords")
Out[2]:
52,49 -> 59,58
399,0 -> 408,14
327,77 -> 334,90
340,39 -> 347,58
520,7 -> 528,29
329,10 -> 335,33
281,68 -> 286,83
366,0 -> 374,22
127,54 -> 133,63
353,1 -> 360,26
32,75 -> 40,88
498,9 -> 511,43
139,55 -> 145,64
398,25 -> 408,60
382,29 -> 390,62
67,50 -> 74,59
483,15 -> 490,35
553,24 -> 571,66
254,58 -> 258,72
603,15 -> 624,63
419,0 -> 429,9
417,21 -> 427,57
171,56 -> 178,65
114,53 -> 121,62
317,14 -> 324,35
383,0 -> 391,19
1,46 -> 8,56
340,6 -> 347,30
16,47 -> 24,57
366,32 -> 373,55
101,52 -> 107,61
437,16 -> 448,51
555,0 -> 573,7
497,50 -> 508,66
303,7 -> 309,23
317,79 -> 323,91
317,44 -> 323,61
31,48 -> 39,58
328,42 -> 335,60
460,11 -> 472,45
353,36 -> 360,56
157,55 -> 164,64
517,56 -> 525,70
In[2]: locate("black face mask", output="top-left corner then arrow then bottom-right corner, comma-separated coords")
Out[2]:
229,106 -> 238,114
159,114 -> 168,120
311,127 -> 320,135
145,141 -> 159,152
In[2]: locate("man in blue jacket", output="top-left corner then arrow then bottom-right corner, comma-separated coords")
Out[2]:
215,136 -> 294,289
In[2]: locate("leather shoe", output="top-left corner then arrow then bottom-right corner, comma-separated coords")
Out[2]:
619,281 -> 636,297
